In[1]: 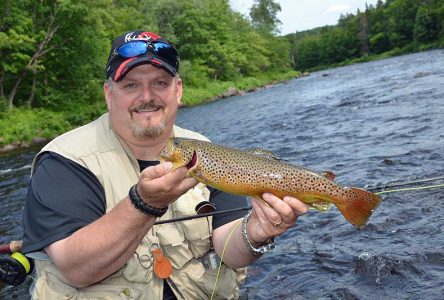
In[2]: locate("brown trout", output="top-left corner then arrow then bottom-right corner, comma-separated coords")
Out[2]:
160,138 -> 381,228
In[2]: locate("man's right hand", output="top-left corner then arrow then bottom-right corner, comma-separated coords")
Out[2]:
136,162 -> 198,208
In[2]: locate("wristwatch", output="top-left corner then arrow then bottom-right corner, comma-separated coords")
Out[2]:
241,210 -> 275,255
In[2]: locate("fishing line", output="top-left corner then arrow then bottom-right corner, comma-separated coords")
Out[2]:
366,175 -> 444,191
152,177 -> 444,225
210,219 -> 242,300
374,183 -> 444,195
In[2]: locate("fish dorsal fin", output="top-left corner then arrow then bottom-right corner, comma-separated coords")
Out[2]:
248,148 -> 280,160
322,171 -> 336,181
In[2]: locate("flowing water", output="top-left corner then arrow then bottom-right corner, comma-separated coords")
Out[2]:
1,50 -> 443,299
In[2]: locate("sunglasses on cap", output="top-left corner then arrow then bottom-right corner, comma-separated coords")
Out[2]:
115,40 -> 179,71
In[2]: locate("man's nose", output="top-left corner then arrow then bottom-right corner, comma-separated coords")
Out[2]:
139,86 -> 153,101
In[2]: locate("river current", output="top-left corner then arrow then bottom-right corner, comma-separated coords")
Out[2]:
1,50 -> 443,299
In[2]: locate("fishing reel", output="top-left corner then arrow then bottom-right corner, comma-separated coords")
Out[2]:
0,241 -> 34,286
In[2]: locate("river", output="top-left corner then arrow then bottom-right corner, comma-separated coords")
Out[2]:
1,50 -> 443,299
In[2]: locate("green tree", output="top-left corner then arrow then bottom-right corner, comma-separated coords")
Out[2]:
385,0 -> 421,48
293,36 -> 321,70
413,4 -> 439,44
0,0 -> 112,110
367,1 -> 391,54
249,0 -> 282,35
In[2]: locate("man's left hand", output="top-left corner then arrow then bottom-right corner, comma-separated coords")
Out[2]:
247,193 -> 308,246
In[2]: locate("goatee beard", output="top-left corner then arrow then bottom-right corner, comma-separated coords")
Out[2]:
131,122 -> 166,139
130,101 -> 166,139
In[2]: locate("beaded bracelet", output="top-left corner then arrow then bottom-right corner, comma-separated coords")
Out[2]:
128,184 -> 168,217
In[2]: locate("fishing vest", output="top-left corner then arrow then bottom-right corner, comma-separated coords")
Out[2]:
29,113 -> 246,299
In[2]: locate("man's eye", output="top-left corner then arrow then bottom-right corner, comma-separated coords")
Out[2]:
125,83 -> 137,89
154,80 -> 168,87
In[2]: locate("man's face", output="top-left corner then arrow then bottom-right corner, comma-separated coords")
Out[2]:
104,64 -> 182,144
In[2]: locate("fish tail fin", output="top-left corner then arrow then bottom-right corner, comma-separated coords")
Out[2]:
336,188 -> 381,228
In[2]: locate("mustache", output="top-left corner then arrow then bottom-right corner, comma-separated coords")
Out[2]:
131,101 -> 165,113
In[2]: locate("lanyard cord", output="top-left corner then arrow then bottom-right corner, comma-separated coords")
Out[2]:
210,219 -> 242,300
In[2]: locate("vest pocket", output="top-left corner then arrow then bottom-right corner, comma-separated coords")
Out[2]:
180,218 -> 212,258
32,269 -> 77,299
122,239 -> 154,284
156,222 -> 193,269
195,267 -> 242,300
79,284 -> 143,299
172,184 -> 212,259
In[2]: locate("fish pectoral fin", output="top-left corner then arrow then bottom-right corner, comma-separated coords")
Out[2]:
311,200 -> 333,212
247,148 -> 281,160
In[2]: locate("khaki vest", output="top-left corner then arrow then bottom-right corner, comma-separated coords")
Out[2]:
29,113 -> 246,299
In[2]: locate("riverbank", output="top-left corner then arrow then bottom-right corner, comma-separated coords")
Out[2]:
0,69 -> 300,153
304,45 -> 443,73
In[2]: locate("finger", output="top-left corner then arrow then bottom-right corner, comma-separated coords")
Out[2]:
142,164 -> 189,188
251,198 -> 267,220
283,196 -> 309,216
137,165 -> 186,202
142,162 -> 173,180
176,176 -> 198,191
262,193 -> 292,224
250,198 -> 286,241
250,196 -> 283,229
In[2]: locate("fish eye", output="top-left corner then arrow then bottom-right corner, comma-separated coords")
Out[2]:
173,139 -> 180,146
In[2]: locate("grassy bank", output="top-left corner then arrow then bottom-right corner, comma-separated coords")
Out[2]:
0,70 -> 300,148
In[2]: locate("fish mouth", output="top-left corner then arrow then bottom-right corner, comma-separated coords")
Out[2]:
186,151 -> 198,170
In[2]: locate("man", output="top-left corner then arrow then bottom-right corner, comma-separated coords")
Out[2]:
22,30 -> 308,299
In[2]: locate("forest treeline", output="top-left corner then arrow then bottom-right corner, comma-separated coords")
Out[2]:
288,0 -> 444,70
0,0 -> 293,111
0,0 -> 443,147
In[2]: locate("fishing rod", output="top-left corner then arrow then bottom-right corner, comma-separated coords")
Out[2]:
1,175 -> 443,286
154,206 -> 251,225
0,240 -> 33,286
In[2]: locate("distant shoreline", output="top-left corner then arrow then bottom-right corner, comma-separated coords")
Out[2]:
0,76 -> 297,154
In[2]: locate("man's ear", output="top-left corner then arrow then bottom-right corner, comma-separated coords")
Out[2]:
176,78 -> 183,105
104,82 -> 112,111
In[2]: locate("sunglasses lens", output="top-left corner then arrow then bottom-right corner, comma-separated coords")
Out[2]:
152,42 -> 179,69
117,41 -> 147,57
115,41 -> 179,72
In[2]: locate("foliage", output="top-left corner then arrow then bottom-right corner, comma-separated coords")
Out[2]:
0,0 -> 293,112
249,0 -> 282,35
0,108 -> 71,145
2,0 -> 443,147
288,0 -> 444,71
0,0 -> 299,146
182,69 -> 299,106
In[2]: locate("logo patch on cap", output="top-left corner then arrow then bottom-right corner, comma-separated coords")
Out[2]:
124,31 -> 161,43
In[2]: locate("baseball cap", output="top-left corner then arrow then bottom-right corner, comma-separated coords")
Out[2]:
105,30 -> 180,81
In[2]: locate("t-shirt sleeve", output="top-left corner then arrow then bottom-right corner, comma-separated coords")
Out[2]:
22,152 -> 106,253
209,187 -> 249,229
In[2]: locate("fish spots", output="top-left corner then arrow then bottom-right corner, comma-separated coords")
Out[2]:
163,138 -> 380,227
